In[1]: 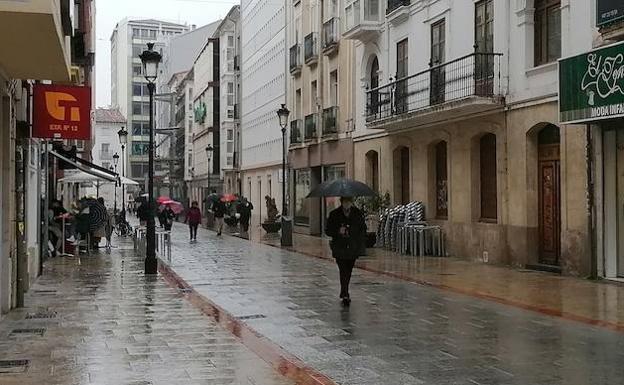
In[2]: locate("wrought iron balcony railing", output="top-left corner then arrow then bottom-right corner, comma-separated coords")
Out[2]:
366,52 -> 503,123
290,119 -> 302,145
289,44 -> 302,74
322,106 -> 339,136
304,113 -> 318,141
322,18 -> 340,52
304,32 -> 319,64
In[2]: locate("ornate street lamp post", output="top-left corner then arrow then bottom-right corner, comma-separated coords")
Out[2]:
112,153 -> 119,213
117,127 -> 128,221
277,104 -> 292,246
140,43 -> 162,275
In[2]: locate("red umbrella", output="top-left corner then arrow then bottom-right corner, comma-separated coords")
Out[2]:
161,200 -> 184,214
157,196 -> 171,204
221,194 -> 238,203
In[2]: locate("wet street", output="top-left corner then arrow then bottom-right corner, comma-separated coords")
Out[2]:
165,225 -> 624,385
1,227 -> 624,385
0,237 -> 294,385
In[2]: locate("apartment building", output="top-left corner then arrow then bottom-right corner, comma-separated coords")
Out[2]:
110,18 -> 188,189
214,6 -> 242,196
189,37 -> 221,206
348,0 -> 595,276
287,0 -> 356,235
240,0 -> 287,223
155,21 -> 221,202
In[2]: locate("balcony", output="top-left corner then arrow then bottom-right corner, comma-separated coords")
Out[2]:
322,18 -> 340,55
289,44 -> 302,75
366,52 -> 505,130
344,0 -> 383,42
386,0 -> 410,25
290,119 -> 302,147
304,113 -> 318,141
322,106 -> 339,138
0,0 -> 72,81
304,32 -> 319,65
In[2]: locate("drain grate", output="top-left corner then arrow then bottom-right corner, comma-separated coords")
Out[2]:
354,282 -> 384,286
237,314 -> 266,320
10,328 -> 46,337
0,360 -> 30,374
33,289 -> 57,295
25,311 -> 57,320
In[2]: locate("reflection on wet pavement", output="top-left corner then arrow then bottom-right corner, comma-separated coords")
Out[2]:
169,224 -> 624,385
0,237 -> 295,385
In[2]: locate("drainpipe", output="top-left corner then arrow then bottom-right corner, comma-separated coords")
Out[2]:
587,124 -> 597,280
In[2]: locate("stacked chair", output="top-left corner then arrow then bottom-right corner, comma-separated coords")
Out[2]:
376,202 -> 446,257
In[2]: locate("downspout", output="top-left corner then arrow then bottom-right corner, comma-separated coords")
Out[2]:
587,124 -> 597,279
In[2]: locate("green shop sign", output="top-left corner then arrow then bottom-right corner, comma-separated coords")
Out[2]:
597,0 -> 624,26
559,41 -> 624,124
194,102 -> 206,124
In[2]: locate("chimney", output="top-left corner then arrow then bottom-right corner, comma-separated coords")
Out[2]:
191,24 -> 196,30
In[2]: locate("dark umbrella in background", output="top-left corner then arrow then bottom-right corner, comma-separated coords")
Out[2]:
84,198 -> 108,231
307,178 -> 377,198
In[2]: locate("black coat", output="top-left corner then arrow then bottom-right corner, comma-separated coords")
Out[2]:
325,206 -> 367,260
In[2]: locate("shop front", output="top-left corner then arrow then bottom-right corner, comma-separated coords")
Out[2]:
560,40 -> 624,279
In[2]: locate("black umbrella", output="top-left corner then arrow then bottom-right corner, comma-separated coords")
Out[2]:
84,199 -> 108,231
307,178 -> 376,198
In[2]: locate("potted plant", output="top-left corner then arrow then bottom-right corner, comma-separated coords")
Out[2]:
261,195 -> 282,233
355,192 -> 391,247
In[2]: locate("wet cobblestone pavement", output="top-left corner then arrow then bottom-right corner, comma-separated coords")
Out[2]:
167,225 -> 624,385
0,238 -> 295,385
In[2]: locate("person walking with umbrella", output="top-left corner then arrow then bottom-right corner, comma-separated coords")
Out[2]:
237,197 -> 254,234
308,178 -> 374,307
185,201 -> 202,242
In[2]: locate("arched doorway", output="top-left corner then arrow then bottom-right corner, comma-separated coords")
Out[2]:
365,150 -> 379,192
393,146 -> 410,204
537,124 -> 561,266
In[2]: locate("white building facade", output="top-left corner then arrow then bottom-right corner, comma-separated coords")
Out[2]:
240,0 -> 287,223
91,108 -> 127,209
349,0 -> 595,276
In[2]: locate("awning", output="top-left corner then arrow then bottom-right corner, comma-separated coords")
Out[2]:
49,150 -> 117,182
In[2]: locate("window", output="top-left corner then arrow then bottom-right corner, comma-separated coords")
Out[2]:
227,129 -> 234,141
131,141 -> 150,156
227,142 -> 234,152
311,81 -> 317,112
228,35 -> 234,47
101,143 -> 110,156
479,134 -> 497,221
227,82 -> 234,106
132,45 -> 143,58
431,20 -> 446,104
534,0 -> 561,66
330,70 -> 338,106
435,141 -> 448,219
132,101 -> 150,116
294,169 -> 311,225
396,39 -> 408,113
132,121 -> 150,136
133,64 -> 142,76
475,0 -> 493,52
131,162 -> 149,178
132,28 -> 140,38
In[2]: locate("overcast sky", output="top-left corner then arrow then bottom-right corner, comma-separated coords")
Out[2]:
95,0 -> 236,108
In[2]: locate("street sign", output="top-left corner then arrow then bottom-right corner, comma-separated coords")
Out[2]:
597,0 -> 624,27
559,41 -> 624,124
33,84 -> 92,140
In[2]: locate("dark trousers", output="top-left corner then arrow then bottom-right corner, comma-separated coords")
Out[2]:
336,258 -> 356,298
189,224 -> 198,239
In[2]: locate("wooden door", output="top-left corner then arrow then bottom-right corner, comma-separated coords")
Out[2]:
538,144 -> 561,265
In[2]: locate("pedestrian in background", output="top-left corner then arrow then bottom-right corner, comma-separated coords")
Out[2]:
237,197 -> 254,234
212,198 -> 227,236
325,197 -> 366,306
162,205 -> 175,231
186,201 -> 202,242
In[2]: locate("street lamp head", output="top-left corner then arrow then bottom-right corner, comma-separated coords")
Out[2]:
205,145 -> 213,159
109,166 -> 114,171
277,103 -> 290,130
140,43 -> 162,84
112,152 -> 119,167
117,127 -> 128,145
